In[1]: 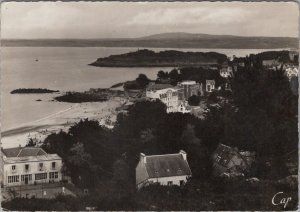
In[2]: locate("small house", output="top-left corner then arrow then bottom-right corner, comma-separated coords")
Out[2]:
212,144 -> 255,178
136,150 -> 192,189
206,80 -> 215,92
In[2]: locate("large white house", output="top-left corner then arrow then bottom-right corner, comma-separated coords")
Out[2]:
1,147 -> 63,187
146,83 -> 180,113
136,150 -> 192,189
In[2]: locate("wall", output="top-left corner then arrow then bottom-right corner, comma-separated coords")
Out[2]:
138,175 -> 190,189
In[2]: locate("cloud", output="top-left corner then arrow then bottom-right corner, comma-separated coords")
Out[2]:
1,2 -> 298,39
127,7 -> 251,26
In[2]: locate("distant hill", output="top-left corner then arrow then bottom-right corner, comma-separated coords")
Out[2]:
90,49 -> 228,67
2,33 -> 298,49
138,32 -> 239,40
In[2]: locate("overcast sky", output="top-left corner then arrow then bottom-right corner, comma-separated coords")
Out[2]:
1,2 -> 298,39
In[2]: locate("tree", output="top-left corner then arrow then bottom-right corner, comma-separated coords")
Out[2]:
188,95 -> 200,106
169,69 -> 180,85
136,74 -> 150,88
68,143 -> 92,167
26,138 -> 38,147
224,57 -> 298,179
157,70 -> 169,79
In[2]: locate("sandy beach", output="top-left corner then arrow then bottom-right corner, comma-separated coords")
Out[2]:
1,96 -> 125,148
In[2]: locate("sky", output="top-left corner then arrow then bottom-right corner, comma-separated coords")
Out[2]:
1,2 -> 298,39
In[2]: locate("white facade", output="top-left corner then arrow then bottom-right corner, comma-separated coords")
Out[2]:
2,148 -> 63,187
140,175 -> 189,189
146,87 -> 179,113
178,101 -> 191,114
206,80 -> 215,92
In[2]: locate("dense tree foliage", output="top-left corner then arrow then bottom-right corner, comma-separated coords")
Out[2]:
188,95 -> 201,106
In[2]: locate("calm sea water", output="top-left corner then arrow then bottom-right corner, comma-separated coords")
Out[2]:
1,47 -> 286,131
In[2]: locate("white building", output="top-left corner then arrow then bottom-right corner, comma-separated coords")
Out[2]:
206,80 -> 215,92
146,83 -> 179,113
136,150 -> 192,190
1,147 -> 63,187
178,81 -> 203,99
178,101 -> 191,114
285,66 -> 298,80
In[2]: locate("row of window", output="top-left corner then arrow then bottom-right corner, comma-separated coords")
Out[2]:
11,162 -> 57,171
7,172 -> 59,183
159,92 -> 178,99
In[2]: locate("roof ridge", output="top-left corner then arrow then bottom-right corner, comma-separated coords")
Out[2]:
145,153 -> 181,158
16,148 -> 23,157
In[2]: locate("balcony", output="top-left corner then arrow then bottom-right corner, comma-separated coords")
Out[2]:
38,167 -> 46,172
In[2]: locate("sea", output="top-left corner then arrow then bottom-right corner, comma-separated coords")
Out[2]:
0,47 -> 288,132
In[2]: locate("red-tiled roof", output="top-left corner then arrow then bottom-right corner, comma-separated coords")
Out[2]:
145,153 -> 192,178
2,147 -> 47,158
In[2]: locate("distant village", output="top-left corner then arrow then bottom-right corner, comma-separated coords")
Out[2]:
1,50 -> 298,210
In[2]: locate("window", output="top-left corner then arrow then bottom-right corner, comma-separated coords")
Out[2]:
11,165 -> 16,171
35,173 -> 47,180
52,162 -> 56,169
21,174 -> 32,182
8,175 -> 19,183
207,85 -> 211,92
180,180 -> 184,186
167,181 -> 173,186
49,172 -> 58,179
39,163 -> 43,171
25,164 -> 29,171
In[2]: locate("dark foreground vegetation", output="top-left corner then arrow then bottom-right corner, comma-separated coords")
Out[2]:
6,56 -> 298,211
11,88 -> 59,94
3,180 -> 298,211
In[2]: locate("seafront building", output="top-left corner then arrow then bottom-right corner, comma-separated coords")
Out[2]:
178,81 -> 203,100
1,147 -> 63,187
146,83 -> 180,113
136,150 -> 192,189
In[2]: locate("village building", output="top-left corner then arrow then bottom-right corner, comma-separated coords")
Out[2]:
205,80 -> 215,92
1,147 -> 63,187
136,150 -> 192,189
146,83 -> 180,113
212,144 -> 256,178
284,65 -> 298,80
220,64 -> 233,78
178,80 -> 203,100
178,101 -> 191,113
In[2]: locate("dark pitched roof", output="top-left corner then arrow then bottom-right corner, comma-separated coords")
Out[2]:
2,147 -> 22,157
145,154 -> 191,178
2,147 -> 47,158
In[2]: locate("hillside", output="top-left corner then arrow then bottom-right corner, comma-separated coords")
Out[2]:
2,33 -> 298,49
89,49 -> 228,67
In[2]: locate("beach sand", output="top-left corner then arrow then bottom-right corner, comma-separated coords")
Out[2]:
1,97 -> 125,148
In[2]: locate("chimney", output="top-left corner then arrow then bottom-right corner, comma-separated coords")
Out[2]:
179,150 -> 187,160
140,153 -> 146,164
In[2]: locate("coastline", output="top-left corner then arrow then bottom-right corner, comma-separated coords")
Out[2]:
1,97 -> 125,148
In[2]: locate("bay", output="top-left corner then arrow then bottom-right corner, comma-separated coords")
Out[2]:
1,46 -> 287,131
